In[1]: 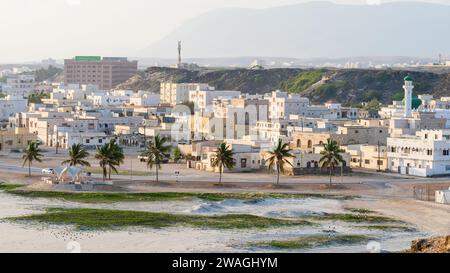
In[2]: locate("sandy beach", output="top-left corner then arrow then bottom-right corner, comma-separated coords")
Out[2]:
0,154 -> 449,253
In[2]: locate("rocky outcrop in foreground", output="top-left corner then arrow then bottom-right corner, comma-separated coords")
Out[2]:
409,236 -> 450,253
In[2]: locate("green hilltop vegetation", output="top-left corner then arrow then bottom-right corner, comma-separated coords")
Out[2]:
279,70 -> 325,93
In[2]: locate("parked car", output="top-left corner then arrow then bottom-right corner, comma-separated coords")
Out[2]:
138,155 -> 170,163
41,168 -> 54,175
138,155 -> 148,162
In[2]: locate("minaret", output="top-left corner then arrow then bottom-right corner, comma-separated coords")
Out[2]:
403,75 -> 414,117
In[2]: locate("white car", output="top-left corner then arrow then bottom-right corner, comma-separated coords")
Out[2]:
138,155 -> 148,162
41,168 -> 54,175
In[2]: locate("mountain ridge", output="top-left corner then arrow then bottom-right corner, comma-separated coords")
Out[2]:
140,1 -> 450,59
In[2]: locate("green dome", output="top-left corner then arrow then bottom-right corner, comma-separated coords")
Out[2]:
402,95 -> 422,109
404,75 -> 413,81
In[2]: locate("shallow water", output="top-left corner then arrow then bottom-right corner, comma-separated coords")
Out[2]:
0,191 -> 426,253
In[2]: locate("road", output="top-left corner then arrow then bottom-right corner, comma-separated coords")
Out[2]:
0,161 -> 444,185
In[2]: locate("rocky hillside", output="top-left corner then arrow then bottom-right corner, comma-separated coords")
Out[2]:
408,236 -> 450,253
116,67 -> 303,95
117,67 -> 450,106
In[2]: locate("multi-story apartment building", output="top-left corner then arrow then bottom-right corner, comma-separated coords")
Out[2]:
255,120 -> 299,144
268,90 -> 310,120
189,89 -> 241,111
387,129 -> 450,177
389,112 -> 446,137
64,56 -> 138,90
4,74 -> 35,97
344,144 -> 388,171
160,83 -> 211,106
0,95 -> 28,122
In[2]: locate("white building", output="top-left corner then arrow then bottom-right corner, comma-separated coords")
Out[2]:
88,90 -> 134,107
189,89 -> 241,111
268,90 -> 310,120
196,143 -> 262,172
56,131 -> 111,149
129,91 -> 160,106
160,83 -> 212,106
0,96 -> 28,122
387,129 -> 450,177
4,74 -> 35,97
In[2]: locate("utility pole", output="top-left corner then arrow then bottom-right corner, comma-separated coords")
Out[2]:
144,123 -> 147,146
55,127 -> 59,154
377,141 -> 381,172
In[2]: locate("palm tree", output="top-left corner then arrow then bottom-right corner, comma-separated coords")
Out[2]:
94,139 -> 124,181
210,142 -> 235,184
319,138 -> 345,187
265,139 -> 294,185
106,139 -> 124,179
95,144 -> 110,181
22,141 -> 43,177
142,134 -> 171,183
61,143 -> 91,167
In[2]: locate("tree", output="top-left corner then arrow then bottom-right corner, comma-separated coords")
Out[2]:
95,144 -> 110,181
363,98 -> 381,112
319,138 -> 345,187
106,139 -> 125,179
210,142 -> 235,184
142,134 -> 172,183
61,144 -> 91,167
265,139 -> 294,185
95,139 -> 124,181
22,141 -> 43,177
173,146 -> 182,163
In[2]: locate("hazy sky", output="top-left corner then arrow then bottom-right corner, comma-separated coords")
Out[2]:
0,0 -> 448,62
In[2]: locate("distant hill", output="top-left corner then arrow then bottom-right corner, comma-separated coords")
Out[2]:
116,67 -> 450,106
140,1 -> 450,59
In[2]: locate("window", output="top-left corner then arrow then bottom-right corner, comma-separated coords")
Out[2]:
377,160 -> 383,166
364,160 -> 370,164
240,159 -> 247,168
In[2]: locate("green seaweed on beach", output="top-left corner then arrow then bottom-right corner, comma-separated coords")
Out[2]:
8,208 -> 312,230
306,213 -> 403,224
0,183 -> 24,191
250,235 -> 372,250
5,190 -> 355,203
